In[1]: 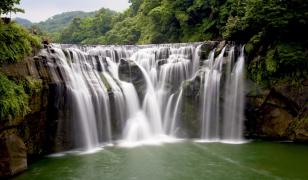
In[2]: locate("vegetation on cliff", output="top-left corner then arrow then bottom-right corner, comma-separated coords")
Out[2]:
0,21 -> 41,64
0,21 -> 40,120
0,73 -> 29,121
230,0 -> 308,86
0,0 -> 42,121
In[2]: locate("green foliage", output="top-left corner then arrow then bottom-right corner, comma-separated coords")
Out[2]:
129,0 -> 144,16
0,21 -> 41,64
103,17 -> 141,45
223,0 -> 308,41
249,42 -> 308,86
224,0 -> 308,86
55,0 -> 230,44
276,43 -> 307,70
37,11 -> 95,33
20,76 -> 43,96
0,73 -> 29,121
59,9 -> 117,44
265,48 -> 277,73
0,0 -> 24,15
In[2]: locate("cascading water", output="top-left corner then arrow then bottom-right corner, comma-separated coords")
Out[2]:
41,42 -> 245,151
199,46 -> 245,142
200,47 -> 226,140
222,47 -> 245,141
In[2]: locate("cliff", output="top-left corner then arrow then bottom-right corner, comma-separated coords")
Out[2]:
0,54 -> 61,177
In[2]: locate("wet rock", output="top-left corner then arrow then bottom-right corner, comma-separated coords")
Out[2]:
261,106 -> 294,137
156,47 -> 170,60
178,73 -> 202,138
118,59 -> 146,100
157,59 -> 167,66
294,123 -> 308,142
50,49 -> 56,54
200,41 -> 219,59
0,135 -> 27,177
289,107 -> 308,142
0,56 -> 61,170
118,59 -> 132,82
215,41 -> 226,56
33,56 -> 40,61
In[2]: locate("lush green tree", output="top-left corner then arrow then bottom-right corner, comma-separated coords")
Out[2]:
103,16 -> 141,44
59,8 -> 117,44
129,0 -> 144,15
37,11 -> 95,33
0,0 -> 24,15
228,0 -> 308,85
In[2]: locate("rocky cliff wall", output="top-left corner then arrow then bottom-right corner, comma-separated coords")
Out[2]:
0,54 -> 62,177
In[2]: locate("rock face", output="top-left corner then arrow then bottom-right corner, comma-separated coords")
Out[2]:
0,135 -> 27,177
0,54 -> 62,177
292,109 -> 308,142
246,80 -> 308,142
178,73 -> 202,138
118,58 -> 146,100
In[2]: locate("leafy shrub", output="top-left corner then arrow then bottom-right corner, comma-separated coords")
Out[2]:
0,73 -> 29,121
249,42 -> 308,86
20,76 -> 43,96
0,21 -> 41,64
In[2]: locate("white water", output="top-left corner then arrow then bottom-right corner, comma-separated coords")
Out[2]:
222,47 -> 245,140
200,46 -> 245,142
42,43 -> 245,150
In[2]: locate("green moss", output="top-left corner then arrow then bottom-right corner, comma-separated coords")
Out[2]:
100,74 -> 112,92
0,21 -> 42,64
265,48 -> 278,73
244,43 -> 254,55
0,74 -> 29,121
20,76 -> 43,96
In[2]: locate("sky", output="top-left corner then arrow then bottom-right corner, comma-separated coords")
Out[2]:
13,0 -> 130,22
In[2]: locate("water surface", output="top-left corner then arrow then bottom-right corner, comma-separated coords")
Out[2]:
15,141 -> 308,180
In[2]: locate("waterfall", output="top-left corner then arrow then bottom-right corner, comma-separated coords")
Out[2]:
222,47 -> 245,141
200,48 -> 226,140
42,42 -> 245,151
199,46 -> 245,142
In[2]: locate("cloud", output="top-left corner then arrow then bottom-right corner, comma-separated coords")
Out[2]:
13,0 -> 130,22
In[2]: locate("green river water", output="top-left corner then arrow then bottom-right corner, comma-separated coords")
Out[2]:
14,141 -> 308,180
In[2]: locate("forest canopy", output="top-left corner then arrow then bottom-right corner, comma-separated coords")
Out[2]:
52,0 -> 307,46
